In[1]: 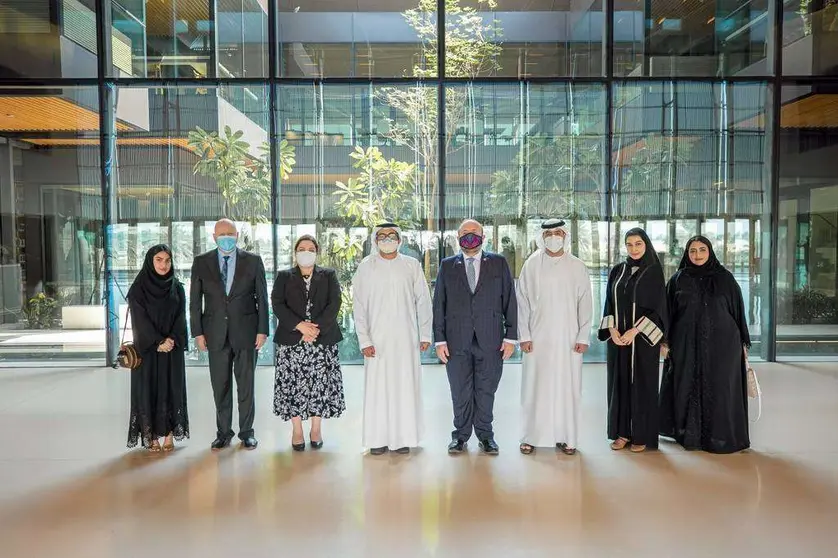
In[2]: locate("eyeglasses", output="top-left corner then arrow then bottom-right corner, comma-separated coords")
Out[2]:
376,233 -> 400,242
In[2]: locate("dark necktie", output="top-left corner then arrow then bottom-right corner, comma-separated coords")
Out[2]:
221,256 -> 230,295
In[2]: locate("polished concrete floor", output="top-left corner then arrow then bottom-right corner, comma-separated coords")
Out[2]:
0,362 -> 836,558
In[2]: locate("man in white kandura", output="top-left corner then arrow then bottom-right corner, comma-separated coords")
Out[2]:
352,223 -> 433,455
516,218 -> 593,455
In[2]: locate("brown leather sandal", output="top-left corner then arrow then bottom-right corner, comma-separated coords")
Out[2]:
610,437 -> 629,451
519,443 -> 535,455
630,444 -> 646,453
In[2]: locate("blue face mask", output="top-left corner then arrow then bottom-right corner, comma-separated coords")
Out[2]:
216,235 -> 237,254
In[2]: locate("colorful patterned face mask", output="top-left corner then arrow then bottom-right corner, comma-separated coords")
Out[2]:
458,232 -> 483,250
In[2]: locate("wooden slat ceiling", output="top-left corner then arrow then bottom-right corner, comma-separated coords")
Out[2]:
0,97 -> 132,132
146,0 -> 210,36
21,137 -> 192,149
736,94 -> 838,130
146,0 -> 266,36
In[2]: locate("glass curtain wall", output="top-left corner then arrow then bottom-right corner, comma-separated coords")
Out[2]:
1,0 -> 836,363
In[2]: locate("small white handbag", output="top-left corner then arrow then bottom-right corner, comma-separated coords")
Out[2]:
745,356 -> 762,422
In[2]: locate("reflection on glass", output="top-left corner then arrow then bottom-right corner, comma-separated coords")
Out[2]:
0,86 -> 103,361
444,82 -> 608,359
613,0 -> 773,77
109,0 -> 269,79
447,0 -> 606,78
277,0 -> 431,77
612,81 -> 772,356
113,85 -> 274,365
777,85 -> 838,357
0,0 -> 99,78
276,84 -> 437,362
782,0 -> 838,75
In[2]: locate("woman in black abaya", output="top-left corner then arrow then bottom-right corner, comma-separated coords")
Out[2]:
659,236 -> 750,454
126,245 -> 189,452
598,228 -> 667,452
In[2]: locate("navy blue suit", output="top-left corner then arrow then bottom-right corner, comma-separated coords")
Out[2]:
433,251 -> 518,442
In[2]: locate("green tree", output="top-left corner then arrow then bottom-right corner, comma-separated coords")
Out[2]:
334,146 -> 420,230
187,126 -> 296,223
490,134 -> 605,220
372,0 -> 504,261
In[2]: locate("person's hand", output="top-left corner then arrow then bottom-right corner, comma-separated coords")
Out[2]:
501,341 -> 515,360
302,334 -> 317,343
195,335 -> 207,351
609,328 -> 625,346
296,321 -> 319,338
420,342 -> 430,352
620,328 -> 639,345
158,339 -> 173,353
661,343 -> 670,358
574,343 -> 589,354
436,343 -> 449,364
255,333 -> 268,350
520,341 -> 533,353
362,346 -> 376,358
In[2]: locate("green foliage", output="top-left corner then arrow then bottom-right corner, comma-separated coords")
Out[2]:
373,0 -> 505,231
617,135 -> 696,216
319,232 -> 365,326
790,287 -> 838,324
404,0 -> 503,79
334,146 -> 421,230
22,292 -> 60,330
187,126 -> 296,222
490,134 -> 605,220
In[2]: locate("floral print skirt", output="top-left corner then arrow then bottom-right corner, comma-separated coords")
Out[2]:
274,342 -> 346,421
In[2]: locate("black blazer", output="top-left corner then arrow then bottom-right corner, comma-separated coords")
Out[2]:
432,251 -> 518,353
271,266 -> 343,346
189,249 -> 269,351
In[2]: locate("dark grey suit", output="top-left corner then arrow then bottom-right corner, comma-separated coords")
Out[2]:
433,252 -> 518,442
190,248 -> 269,440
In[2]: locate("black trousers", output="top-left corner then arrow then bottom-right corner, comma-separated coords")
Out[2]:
446,335 -> 503,442
209,340 -> 256,440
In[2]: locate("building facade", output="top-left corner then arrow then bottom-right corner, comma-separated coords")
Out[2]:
0,0 -> 836,365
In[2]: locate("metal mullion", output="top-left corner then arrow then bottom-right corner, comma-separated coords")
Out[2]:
95,0 -> 118,366
765,0 -> 784,360
437,0 -> 446,238
605,0 -> 613,79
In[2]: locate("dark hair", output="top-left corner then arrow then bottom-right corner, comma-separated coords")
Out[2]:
294,234 -> 320,253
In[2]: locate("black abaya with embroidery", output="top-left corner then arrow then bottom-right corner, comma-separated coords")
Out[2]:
598,229 -> 667,449
659,236 -> 750,454
126,245 -> 190,449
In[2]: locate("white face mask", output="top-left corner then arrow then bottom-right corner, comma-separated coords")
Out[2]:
544,236 -> 565,253
295,251 -> 317,268
378,239 -> 399,254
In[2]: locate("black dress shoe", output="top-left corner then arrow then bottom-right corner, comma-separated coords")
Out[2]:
310,439 -> 323,450
370,446 -> 387,456
478,439 -> 499,455
447,439 -> 466,454
211,436 -> 232,450
242,437 -> 258,450
292,441 -> 305,452
394,447 -> 410,455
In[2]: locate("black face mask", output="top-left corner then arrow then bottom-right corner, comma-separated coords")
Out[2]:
459,233 -> 483,250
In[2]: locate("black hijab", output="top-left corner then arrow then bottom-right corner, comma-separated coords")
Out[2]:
624,228 -> 662,270
128,245 -> 179,319
678,235 -> 722,277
